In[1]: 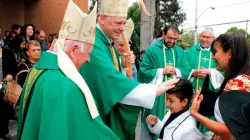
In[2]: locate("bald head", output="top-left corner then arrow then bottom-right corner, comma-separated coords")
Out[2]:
35,29 -> 46,42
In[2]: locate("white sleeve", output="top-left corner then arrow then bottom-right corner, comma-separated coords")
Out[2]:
209,69 -> 224,89
150,68 -> 181,84
150,68 -> 164,85
119,84 -> 157,109
187,69 -> 195,81
214,98 -> 225,124
174,68 -> 182,78
148,118 -> 163,135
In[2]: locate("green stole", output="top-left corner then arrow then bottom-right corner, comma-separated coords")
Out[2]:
195,50 -> 216,135
17,68 -> 44,140
162,42 -> 175,115
162,43 -> 176,81
185,43 -> 218,135
145,42 -> 176,140
194,50 -> 212,91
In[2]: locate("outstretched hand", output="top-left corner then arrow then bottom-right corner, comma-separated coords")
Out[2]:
156,78 -> 179,96
190,90 -> 204,117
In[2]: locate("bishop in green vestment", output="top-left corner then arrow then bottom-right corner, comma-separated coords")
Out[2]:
79,1 -> 181,140
137,25 -> 192,140
185,27 -> 224,139
18,1 -> 119,140
80,25 -> 156,140
17,52 -> 119,140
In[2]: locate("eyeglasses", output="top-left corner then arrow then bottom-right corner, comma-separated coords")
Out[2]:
201,35 -> 213,39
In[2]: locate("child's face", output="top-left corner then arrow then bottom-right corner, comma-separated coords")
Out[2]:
166,93 -> 188,113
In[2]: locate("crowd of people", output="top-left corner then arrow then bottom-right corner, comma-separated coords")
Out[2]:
0,0 -> 250,140
0,24 -> 59,140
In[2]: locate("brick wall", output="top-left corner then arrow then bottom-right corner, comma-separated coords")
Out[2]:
0,0 -> 88,38
0,0 -> 25,37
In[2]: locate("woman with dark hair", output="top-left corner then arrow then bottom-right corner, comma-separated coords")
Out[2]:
8,34 -> 26,63
20,24 -> 35,42
191,32 -> 250,140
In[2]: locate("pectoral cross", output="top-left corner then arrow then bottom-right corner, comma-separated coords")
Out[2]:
166,61 -> 174,66
202,56 -> 209,62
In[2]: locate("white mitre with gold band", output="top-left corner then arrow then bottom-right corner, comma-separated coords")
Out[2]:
59,0 -> 96,44
98,0 -> 128,17
50,0 -> 99,119
116,18 -> 134,43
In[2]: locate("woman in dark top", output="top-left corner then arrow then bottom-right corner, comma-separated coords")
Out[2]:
18,40 -> 41,87
8,34 -> 26,63
0,47 -> 18,140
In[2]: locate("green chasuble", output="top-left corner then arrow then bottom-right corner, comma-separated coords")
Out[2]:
137,40 -> 191,139
185,42 -> 218,91
80,27 -> 141,140
185,42 -> 222,135
17,52 -> 119,140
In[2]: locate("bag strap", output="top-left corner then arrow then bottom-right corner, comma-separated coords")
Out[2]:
15,62 -> 30,83
18,62 -> 30,71
14,70 -> 29,83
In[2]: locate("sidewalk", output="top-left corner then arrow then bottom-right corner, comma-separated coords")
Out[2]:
0,120 -> 17,140
9,120 -> 17,140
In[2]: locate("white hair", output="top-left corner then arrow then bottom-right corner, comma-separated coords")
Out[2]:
49,39 -> 86,53
199,27 -> 214,36
63,40 -> 85,52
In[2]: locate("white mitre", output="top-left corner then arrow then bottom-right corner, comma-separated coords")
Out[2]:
98,0 -> 128,17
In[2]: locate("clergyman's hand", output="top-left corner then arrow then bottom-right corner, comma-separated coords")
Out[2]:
163,66 -> 176,75
192,68 -> 210,78
123,51 -> 135,64
156,78 -> 179,96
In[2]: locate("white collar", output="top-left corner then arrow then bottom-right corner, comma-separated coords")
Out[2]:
200,45 -> 211,51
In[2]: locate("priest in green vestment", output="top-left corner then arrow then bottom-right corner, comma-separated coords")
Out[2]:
80,1 -> 180,140
17,1 -> 119,140
137,25 -> 192,140
185,27 -> 224,139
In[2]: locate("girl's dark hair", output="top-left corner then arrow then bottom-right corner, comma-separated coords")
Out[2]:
21,24 -> 36,41
9,34 -> 26,53
211,32 -> 250,94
